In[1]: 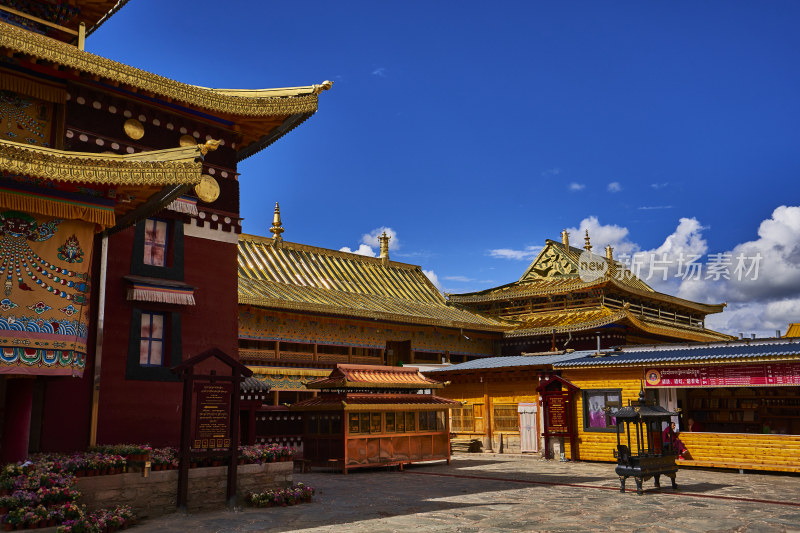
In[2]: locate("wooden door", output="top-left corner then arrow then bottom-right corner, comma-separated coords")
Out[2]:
518,403 -> 538,453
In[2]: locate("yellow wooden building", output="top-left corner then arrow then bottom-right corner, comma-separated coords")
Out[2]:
553,339 -> 800,473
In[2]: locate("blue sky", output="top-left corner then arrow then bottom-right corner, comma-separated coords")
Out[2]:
89,1 -> 800,336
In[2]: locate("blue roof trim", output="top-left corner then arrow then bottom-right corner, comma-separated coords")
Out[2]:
426,350 -> 596,372
553,340 -> 800,367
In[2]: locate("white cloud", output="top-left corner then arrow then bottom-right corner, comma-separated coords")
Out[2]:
651,182 -> 669,189
423,269 -> 442,291
361,227 -> 399,251
638,205 -> 674,210
566,216 -> 638,256
568,182 -> 585,192
568,207 -> 800,337
488,246 -> 543,261
541,168 -> 562,177
607,182 -> 622,193
339,244 -> 376,257
372,67 -> 387,77
444,275 -> 474,282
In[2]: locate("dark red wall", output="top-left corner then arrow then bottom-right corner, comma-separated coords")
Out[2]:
92,230 -> 238,447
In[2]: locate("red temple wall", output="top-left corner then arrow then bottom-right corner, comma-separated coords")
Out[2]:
91,229 -> 239,447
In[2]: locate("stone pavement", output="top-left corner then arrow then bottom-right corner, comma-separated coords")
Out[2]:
134,454 -> 800,533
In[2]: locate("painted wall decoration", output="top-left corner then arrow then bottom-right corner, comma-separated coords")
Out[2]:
0,91 -> 53,147
0,210 -> 93,375
239,307 -> 493,357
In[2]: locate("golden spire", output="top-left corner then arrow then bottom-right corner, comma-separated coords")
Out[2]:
606,244 -> 614,260
379,231 -> 390,266
584,229 -> 592,252
561,229 -> 569,247
270,202 -> 284,245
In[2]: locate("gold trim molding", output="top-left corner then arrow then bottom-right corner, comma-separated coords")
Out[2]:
0,139 -> 203,185
1,21 -> 327,117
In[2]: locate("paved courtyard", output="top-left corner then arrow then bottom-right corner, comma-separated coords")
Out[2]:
136,454 -> 800,533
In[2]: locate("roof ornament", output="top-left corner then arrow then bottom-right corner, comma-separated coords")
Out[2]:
606,244 -> 613,261
379,231 -> 390,266
312,80 -> 334,95
270,202 -> 284,246
561,229 -> 569,247
199,139 -> 220,156
584,230 -> 592,252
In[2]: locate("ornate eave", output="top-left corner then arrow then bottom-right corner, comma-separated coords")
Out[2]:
503,306 -> 733,343
0,139 -> 203,186
0,21 -> 330,118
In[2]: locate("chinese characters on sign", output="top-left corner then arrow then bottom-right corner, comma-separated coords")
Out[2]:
645,363 -> 800,388
546,396 -> 569,433
193,383 -> 232,450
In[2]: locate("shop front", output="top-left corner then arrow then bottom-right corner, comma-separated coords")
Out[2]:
554,339 -> 800,472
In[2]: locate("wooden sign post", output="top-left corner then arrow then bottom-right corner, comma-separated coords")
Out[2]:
537,374 -> 579,461
172,348 -> 253,510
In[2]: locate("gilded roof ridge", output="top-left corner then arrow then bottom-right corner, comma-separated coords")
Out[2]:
0,21 -> 327,117
0,139 -> 203,185
238,233 -> 423,271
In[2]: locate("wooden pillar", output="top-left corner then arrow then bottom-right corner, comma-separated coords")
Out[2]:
483,376 -> 493,452
273,390 -> 280,406
347,346 -> 353,363
275,341 -> 280,361
1,378 -> 34,463
313,343 -> 318,362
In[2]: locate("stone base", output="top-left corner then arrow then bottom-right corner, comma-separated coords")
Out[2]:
76,462 -> 293,518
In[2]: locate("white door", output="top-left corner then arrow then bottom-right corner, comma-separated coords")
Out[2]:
518,403 -> 538,453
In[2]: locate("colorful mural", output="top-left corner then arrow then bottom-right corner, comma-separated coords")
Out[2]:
0,210 -> 92,375
0,91 -> 53,147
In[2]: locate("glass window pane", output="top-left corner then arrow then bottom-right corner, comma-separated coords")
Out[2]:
151,314 -> 164,340
153,221 -> 168,245
348,413 -> 360,434
436,411 -> 446,430
586,393 -> 607,428
370,413 -> 382,433
149,341 -> 163,365
360,413 -> 370,433
139,341 -> 150,365
385,413 -> 395,432
140,314 -> 151,338
396,413 -> 405,433
406,412 -> 415,432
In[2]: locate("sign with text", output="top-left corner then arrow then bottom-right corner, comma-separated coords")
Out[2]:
193,383 -> 232,450
545,395 -> 569,434
645,362 -> 800,388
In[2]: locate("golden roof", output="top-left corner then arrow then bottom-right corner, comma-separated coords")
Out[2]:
238,235 -> 506,331
0,21 -> 331,160
449,239 -> 725,315
503,306 -> 734,343
784,324 -> 800,338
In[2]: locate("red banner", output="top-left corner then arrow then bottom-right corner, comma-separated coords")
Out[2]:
645,362 -> 800,388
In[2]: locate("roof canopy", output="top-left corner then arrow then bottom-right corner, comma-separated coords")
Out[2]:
1,139 -> 204,229
0,20 -> 331,160
448,239 -> 726,315
291,393 -> 459,411
305,364 -> 447,390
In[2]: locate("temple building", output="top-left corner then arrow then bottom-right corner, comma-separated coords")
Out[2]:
446,230 -> 733,355
0,1 -> 330,458
237,206 -> 506,415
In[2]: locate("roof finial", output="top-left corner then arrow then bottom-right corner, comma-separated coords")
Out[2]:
561,229 -> 569,247
379,231 -> 390,266
584,229 -> 592,252
606,244 -> 613,261
270,202 -> 284,245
